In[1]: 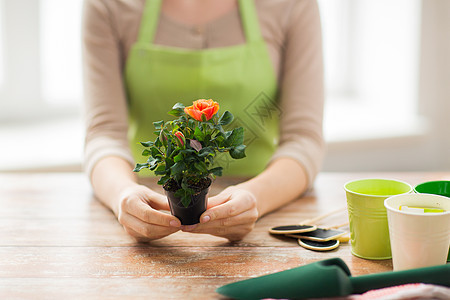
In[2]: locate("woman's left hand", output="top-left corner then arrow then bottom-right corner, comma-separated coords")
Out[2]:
182,187 -> 259,241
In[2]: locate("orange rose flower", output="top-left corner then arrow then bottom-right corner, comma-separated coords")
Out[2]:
184,99 -> 220,121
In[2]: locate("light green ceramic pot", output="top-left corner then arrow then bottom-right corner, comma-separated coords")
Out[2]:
344,179 -> 412,260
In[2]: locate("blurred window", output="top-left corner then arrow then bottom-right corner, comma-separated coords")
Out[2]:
0,0 -> 423,170
319,0 -> 423,142
40,0 -> 83,106
0,0 -> 4,88
0,0 -> 83,121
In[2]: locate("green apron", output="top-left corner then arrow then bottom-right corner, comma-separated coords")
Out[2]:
125,0 -> 278,176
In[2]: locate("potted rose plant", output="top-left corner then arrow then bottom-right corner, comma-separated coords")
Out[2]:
133,99 -> 246,225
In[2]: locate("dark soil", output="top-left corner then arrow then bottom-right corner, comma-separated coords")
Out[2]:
164,177 -> 212,194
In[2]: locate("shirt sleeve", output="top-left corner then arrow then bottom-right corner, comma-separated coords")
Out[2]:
82,0 -> 135,178
269,0 -> 325,188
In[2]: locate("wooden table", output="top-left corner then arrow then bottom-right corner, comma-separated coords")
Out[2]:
1,172 -> 449,299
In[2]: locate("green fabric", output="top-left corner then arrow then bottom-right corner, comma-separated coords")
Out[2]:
217,258 -> 353,299
124,0 -> 279,176
216,257 -> 450,299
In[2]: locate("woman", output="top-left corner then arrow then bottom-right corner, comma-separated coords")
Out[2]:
82,0 -> 324,241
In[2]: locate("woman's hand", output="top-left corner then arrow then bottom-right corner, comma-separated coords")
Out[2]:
116,184 -> 181,242
183,187 -> 259,241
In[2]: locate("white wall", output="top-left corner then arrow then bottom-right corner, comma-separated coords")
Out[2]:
323,0 -> 450,172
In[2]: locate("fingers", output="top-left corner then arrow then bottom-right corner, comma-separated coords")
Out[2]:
196,209 -> 258,229
118,185 -> 259,242
201,190 -> 257,224
185,189 -> 258,241
117,184 -> 181,241
123,196 -> 180,227
206,186 -> 239,209
137,188 -> 171,211
119,212 -> 179,241
206,193 -> 230,209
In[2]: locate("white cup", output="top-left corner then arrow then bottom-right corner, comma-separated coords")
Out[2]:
384,193 -> 450,271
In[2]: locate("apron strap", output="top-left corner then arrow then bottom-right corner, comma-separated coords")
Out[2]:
137,0 -> 162,44
137,0 -> 262,44
238,0 -> 262,43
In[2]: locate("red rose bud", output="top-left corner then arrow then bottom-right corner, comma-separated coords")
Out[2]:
174,131 -> 185,148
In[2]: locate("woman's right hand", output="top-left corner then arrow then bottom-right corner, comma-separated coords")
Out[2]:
116,184 -> 181,242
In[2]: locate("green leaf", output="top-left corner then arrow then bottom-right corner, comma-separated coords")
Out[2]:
199,147 -> 214,157
157,175 -> 170,186
150,147 -> 161,158
209,166 -> 223,176
140,141 -> 154,147
141,149 -> 151,156
188,119 -> 196,129
203,121 -> 214,130
147,156 -> 157,164
204,133 -> 212,143
145,156 -> 160,170
214,135 -> 225,144
164,157 -> 175,169
154,164 -> 167,176
180,179 -> 190,190
133,163 -> 148,172
201,113 -> 207,122
211,132 -> 225,145
159,130 -> 168,147
184,156 -> 196,163
154,136 -> 162,147
180,149 -> 197,155
178,115 -> 187,124
166,137 -> 173,157
170,161 -> 186,174
219,111 -> 233,126
181,196 -> 191,208
194,127 -> 205,141
230,144 -> 246,159
174,188 -> 185,198
175,188 -> 194,208
174,152 -> 183,162
225,127 -> 244,147
168,103 -> 185,117
149,162 -> 159,171
194,162 -> 208,173
168,109 -> 182,117
153,120 -> 164,130
172,102 -> 185,110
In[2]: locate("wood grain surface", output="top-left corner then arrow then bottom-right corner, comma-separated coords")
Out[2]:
1,172 -> 448,299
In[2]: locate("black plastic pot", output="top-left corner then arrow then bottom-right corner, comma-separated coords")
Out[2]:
164,180 -> 211,225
